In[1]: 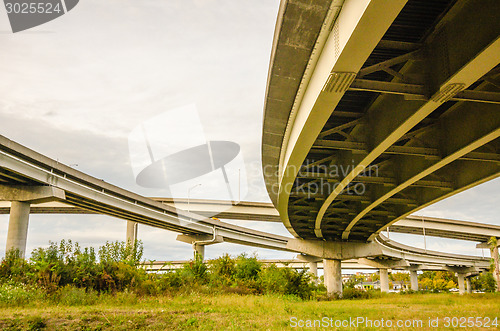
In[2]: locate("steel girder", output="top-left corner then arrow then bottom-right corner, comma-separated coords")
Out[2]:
304,0 -> 500,240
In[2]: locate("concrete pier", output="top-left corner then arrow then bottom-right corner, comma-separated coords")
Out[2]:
410,270 -> 419,291
193,243 -> 205,260
126,221 -> 138,245
1,185 -> 65,258
466,277 -> 472,294
324,259 -> 342,297
308,261 -> 318,280
5,201 -> 30,258
380,268 -> 389,292
457,273 -> 465,294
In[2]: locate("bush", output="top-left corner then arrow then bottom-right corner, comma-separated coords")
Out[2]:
156,270 -> 184,292
53,285 -> 99,306
27,316 -> 46,331
181,255 -> 208,283
342,287 -> 372,300
0,282 -> 44,306
0,249 -> 34,284
0,241 -> 323,302
259,264 -> 286,294
470,272 -> 496,292
209,254 -> 235,286
235,254 -> 261,281
259,264 -> 315,299
283,268 -> 314,299
98,240 -> 143,266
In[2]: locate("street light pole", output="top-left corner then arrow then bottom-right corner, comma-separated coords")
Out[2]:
422,216 -> 427,253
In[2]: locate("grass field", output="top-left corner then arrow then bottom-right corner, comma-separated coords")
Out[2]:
0,292 -> 499,330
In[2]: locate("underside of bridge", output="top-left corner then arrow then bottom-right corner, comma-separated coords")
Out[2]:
263,0 -> 500,243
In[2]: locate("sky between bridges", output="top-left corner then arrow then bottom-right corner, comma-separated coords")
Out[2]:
0,0 -> 498,263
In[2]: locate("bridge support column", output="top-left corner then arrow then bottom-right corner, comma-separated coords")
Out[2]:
1,185 -> 65,258
457,273 -> 465,294
295,254 -> 321,283
410,270 -> 419,291
379,268 -> 389,293
308,261 -> 318,280
177,233 -> 223,262
323,259 -> 342,297
126,221 -> 138,246
6,201 -> 30,258
466,277 -> 472,294
193,243 -> 205,260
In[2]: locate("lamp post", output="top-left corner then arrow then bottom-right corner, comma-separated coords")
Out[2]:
422,215 -> 427,253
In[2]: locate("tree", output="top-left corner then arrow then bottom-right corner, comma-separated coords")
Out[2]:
390,272 -> 410,290
344,274 -> 365,288
488,236 -> 500,292
418,271 -> 457,291
471,272 -> 497,292
390,272 -> 410,282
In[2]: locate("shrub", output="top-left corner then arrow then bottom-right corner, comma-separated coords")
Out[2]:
0,249 -> 34,284
470,272 -> 496,292
0,282 -> 44,306
282,268 -> 314,299
235,254 -> 261,281
259,264 -> 286,294
156,270 -> 184,292
53,285 -> 99,306
0,240 -> 324,302
181,255 -> 208,283
98,240 -> 143,266
208,254 -> 235,285
342,287 -> 371,300
259,265 -> 314,299
27,316 -> 46,330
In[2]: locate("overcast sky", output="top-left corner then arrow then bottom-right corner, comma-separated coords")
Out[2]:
0,1 -> 498,263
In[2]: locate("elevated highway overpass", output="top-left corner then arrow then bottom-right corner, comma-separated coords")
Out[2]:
1,0 -> 499,297
0,134 -> 491,295
0,135 -> 291,255
141,259 -> 378,272
144,233 -> 490,294
2,200 -> 499,243
262,0 -> 500,295
263,0 -> 500,243
142,256 -> 484,275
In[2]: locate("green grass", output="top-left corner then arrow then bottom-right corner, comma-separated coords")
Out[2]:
0,292 -> 499,330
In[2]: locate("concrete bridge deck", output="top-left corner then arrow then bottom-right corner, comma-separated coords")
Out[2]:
0,121 -> 492,295
2,0 -> 499,297
2,199 -> 498,243
262,0 -> 500,244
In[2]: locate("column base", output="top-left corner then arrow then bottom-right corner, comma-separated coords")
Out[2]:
6,201 -> 30,258
323,259 -> 342,297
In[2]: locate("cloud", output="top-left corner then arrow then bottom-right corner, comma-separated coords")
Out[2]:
415,178 -> 500,225
0,0 -> 281,260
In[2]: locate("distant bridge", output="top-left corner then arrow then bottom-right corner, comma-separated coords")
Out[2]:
1,0 -> 499,298
2,199 -> 499,243
0,134 -> 493,295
